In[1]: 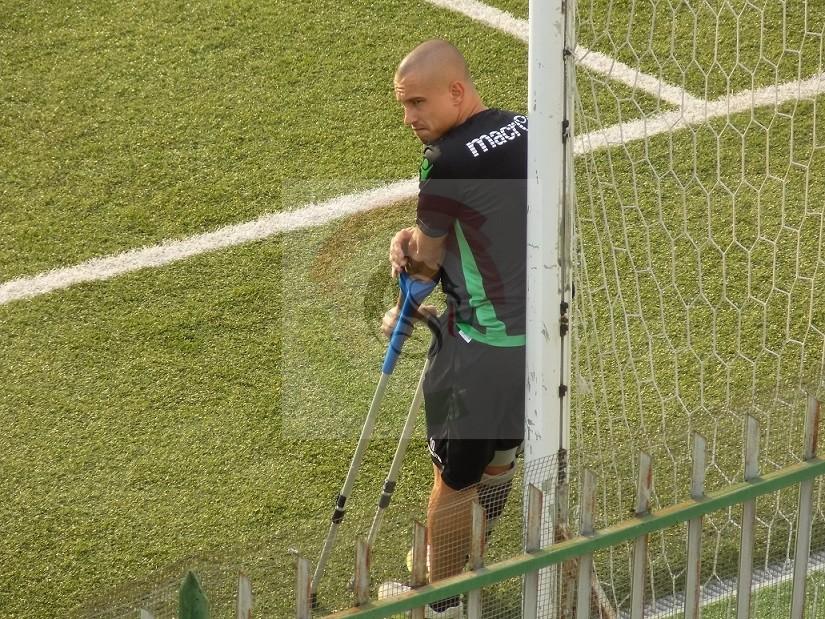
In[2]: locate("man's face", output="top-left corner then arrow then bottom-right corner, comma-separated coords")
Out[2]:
394,71 -> 459,144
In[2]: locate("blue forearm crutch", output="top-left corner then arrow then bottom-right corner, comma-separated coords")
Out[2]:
310,271 -> 437,606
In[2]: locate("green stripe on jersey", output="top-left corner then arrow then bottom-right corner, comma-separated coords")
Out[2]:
454,222 -> 525,347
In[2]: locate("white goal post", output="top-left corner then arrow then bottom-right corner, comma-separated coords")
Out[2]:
525,0 -> 575,615
525,0 -> 573,468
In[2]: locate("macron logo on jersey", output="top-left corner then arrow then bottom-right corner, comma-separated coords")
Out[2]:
465,115 -> 528,158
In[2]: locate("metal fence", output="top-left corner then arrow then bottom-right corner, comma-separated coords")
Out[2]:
87,397 -> 822,618
305,396 -> 823,619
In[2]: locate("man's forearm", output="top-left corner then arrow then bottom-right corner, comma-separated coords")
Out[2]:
407,228 -> 445,281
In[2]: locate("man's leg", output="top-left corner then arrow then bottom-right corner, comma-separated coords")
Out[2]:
427,460 -> 514,582
425,337 -> 524,575
427,463 -> 477,583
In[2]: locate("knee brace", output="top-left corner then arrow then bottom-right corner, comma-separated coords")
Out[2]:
478,462 -> 517,529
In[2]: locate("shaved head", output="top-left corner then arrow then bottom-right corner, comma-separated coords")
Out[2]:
393,40 -> 485,144
396,39 -> 471,85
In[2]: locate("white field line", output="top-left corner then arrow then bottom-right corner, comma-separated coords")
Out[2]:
420,0 -> 701,108
575,47 -> 705,108
421,0 -> 528,40
2,72 -> 820,307
575,71 -> 825,154
0,180 -> 417,305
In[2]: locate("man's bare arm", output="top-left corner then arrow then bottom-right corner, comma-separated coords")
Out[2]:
406,227 -> 446,281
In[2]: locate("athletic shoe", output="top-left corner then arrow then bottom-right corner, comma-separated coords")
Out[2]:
378,582 -> 464,618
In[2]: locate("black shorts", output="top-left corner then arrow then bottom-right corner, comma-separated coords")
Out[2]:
423,319 -> 525,491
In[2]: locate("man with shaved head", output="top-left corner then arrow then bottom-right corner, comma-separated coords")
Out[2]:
380,40 -> 528,617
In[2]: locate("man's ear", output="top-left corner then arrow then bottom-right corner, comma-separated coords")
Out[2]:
449,80 -> 466,105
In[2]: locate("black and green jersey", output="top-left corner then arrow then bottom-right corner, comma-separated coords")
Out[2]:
416,108 -> 528,347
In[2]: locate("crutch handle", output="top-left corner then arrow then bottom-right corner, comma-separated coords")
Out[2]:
382,271 -> 436,375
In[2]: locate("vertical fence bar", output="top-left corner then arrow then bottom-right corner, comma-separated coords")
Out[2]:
791,396 -> 820,619
736,415 -> 760,619
467,502 -> 486,619
296,556 -> 311,619
237,572 -> 253,619
411,521 -> 427,619
630,453 -> 652,619
354,539 -> 370,607
523,484 -> 544,619
576,470 -> 597,619
684,433 -> 707,619
556,482 -> 576,619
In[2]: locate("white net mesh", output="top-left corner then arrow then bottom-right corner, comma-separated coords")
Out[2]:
75,556 -> 245,618
571,0 -> 825,615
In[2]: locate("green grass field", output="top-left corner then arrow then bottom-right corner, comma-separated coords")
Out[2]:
0,0 -> 660,284
1,0 -> 528,281
2,0 -> 824,617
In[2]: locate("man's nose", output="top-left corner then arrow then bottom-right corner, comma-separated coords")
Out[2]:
403,107 -> 416,126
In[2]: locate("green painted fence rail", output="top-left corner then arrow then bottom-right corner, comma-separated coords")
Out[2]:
322,456 -> 825,619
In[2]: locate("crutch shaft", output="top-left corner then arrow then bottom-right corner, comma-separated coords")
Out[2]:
366,358 -> 430,547
311,372 -> 391,596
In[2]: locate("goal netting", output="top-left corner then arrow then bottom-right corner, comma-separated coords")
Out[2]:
570,0 -> 825,614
